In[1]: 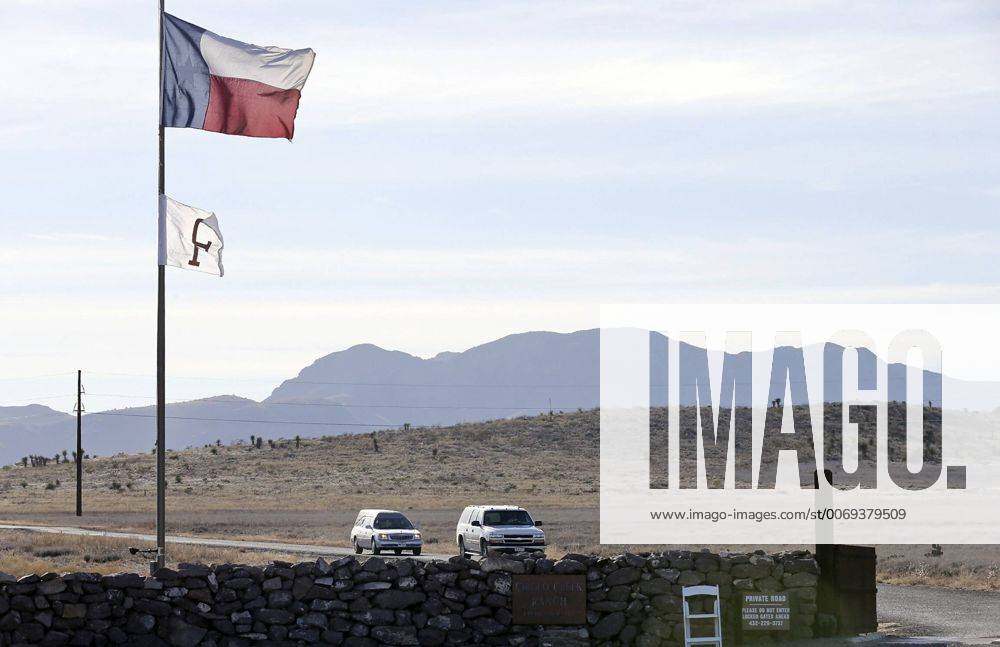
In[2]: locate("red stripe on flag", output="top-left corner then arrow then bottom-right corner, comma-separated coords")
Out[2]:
204,75 -> 303,139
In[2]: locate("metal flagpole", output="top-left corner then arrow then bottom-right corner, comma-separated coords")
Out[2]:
76,369 -> 83,516
155,0 -> 167,574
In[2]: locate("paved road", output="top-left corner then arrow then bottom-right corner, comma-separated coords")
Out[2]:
879,583 -> 1000,642
0,523 -> 455,562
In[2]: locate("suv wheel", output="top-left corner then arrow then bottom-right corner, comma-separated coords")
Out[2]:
480,539 -> 488,557
412,548 -> 422,556
458,536 -> 466,557
353,538 -> 362,554
372,539 -> 381,555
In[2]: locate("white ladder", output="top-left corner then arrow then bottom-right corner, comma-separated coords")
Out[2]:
682,584 -> 722,647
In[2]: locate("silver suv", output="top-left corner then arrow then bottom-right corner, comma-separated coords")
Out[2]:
456,505 -> 546,557
351,509 -> 422,556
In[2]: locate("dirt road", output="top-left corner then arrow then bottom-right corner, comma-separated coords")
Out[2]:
0,523 -> 454,562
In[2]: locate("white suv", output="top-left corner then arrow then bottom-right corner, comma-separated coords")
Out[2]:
351,509 -> 422,556
456,505 -> 546,557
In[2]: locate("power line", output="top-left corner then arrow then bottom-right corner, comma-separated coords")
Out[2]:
84,393 -> 577,411
88,411 -> 404,428
0,372 -> 76,382
82,371 -> 598,388
84,371 -> 284,382
0,394 -> 77,405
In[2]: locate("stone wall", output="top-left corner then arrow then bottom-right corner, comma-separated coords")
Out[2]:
0,549 -> 819,646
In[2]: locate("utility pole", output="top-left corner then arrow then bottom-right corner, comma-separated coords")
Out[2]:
75,369 -> 84,516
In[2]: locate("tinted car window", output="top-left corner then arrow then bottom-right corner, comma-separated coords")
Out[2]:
374,513 -> 413,530
483,510 -> 533,526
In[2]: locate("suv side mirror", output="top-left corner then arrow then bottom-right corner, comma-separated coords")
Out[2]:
535,520 -> 544,527
365,524 -> 373,530
471,520 -> 481,527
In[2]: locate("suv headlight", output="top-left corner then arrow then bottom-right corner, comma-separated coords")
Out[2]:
413,532 -> 421,539
377,533 -> 390,540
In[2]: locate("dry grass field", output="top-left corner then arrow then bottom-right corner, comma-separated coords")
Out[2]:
1,409 -> 997,590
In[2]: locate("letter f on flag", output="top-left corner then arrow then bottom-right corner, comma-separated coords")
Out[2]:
159,195 -> 224,277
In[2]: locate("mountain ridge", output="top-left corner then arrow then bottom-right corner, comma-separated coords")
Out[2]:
0,329 -> 996,466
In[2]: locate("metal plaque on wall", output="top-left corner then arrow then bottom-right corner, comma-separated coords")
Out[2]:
511,574 -> 587,625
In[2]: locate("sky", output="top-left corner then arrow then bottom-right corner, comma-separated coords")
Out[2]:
0,0 -> 998,411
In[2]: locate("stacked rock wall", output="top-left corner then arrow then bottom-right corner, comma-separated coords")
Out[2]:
0,549 -> 818,646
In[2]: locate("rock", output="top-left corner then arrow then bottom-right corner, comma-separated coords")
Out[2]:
731,563 -> 769,579
487,572 -> 512,595
591,611 -> 626,640
362,558 -> 387,573
471,617 -> 504,636
677,570 -> 705,586
374,590 -> 426,609
427,614 -> 465,632
0,611 -> 20,631
371,625 -> 420,645
11,595 -> 34,612
37,579 -> 68,595
352,609 -> 396,626
653,568 -> 681,583
288,627 -> 321,642
460,606 -> 491,619
785,558 -> 820,574
783,572 -> 819,588
641,616 -> 672,639
604,567 -> 641,587
134,599 -> 171,617
167,617 -> 207,647
552,559 -> 587,575
255,608 -> 295,624
298,612 -> 328,629
125,613 -> 156,634
756,577 -> 782,593
61,603 -> 87,619
417,626 -> 447,646
267,590 -> 294,608
87,602 -> 112,619
479,556 -> 526,574
42,629 -> 71,645
638,579 -> 672,595
102,573 -> 143,589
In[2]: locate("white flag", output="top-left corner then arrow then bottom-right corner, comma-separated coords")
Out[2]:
158,195 -> 224,277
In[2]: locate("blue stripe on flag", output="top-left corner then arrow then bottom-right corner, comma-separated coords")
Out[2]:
162,14 -> 210,129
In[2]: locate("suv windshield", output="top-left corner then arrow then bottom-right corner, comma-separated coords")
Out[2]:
483,510 -> 533,527
373,513 -> 413,530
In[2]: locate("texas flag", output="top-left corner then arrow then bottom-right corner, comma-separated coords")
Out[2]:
162,14 -> 315,139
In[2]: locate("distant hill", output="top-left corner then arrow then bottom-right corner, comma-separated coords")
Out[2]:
0,329 -> 996,466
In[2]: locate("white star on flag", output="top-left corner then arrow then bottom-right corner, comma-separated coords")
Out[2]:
158,195 -> 225,276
